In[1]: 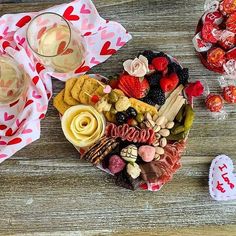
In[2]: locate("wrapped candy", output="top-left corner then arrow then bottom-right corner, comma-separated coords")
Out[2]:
219,76 -> 236,103
207,47 -> 226,68
201,22 -> 220,43
226,12 -> 236,33
219,0 -> 236,15
218,30 -> 235,50
202,10 -> 223,25
202,80 -> 228,120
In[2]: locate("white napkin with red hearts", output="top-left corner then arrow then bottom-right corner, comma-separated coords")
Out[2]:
0,0 -> 132,163
209,155 -> 236,201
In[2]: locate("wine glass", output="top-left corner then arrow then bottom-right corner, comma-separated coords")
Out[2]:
0,55 -> 27,105
26,12 -> 85,73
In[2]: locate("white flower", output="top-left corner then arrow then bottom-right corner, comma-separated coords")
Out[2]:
123,55 -> 149,77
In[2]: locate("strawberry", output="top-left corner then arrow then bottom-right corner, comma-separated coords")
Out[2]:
118,74 -> 150,99
160,73 -> 179,92
152,57 -> 169,71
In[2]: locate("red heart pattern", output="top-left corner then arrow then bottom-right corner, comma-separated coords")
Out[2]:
16,16 -> 31,28
63,6 -> 80,21
100,41 -> 117,56
0,0 -> 130,162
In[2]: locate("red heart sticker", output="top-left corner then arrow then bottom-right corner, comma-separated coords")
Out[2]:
63,6 -> 80,21
100,41 -> 117,56
32,76 -> 40,85
36,63 -> 45,74
0,125 -> 7,130
24,99 -> 33,108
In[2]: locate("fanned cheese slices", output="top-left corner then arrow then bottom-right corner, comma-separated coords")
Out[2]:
61,105 -> 106,147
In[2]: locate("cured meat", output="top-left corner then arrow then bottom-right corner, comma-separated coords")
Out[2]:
105,123 -> 155,144
140,141 -> 186,186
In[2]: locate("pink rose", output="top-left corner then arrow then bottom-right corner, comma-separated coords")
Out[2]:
123,55 -> 149,77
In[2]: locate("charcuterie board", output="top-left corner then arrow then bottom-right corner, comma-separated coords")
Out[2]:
53,50 -> 195,191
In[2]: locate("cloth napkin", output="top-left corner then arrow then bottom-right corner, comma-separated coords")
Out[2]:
0,0 -> 132,163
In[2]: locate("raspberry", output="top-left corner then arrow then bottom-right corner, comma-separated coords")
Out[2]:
146,71 -> 162,87
152,57 -> 169,71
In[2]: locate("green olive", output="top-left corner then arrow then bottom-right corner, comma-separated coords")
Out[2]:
136,113 -> 144,123
108,91 -> 119,103
110,107 -> 117,114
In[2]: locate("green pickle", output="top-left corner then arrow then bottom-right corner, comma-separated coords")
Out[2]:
167,132 -> 187,141
184,104 -> 195,130
108,91 -> 119,103
171,125 -> 185,135
176,105 -> 185,123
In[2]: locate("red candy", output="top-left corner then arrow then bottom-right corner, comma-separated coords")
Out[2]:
207,47 -> 226,68
202,10 -> 223,25
223,85 -> 236,103
226,12 -> 236,33
201,22 -> 219,43
219,30 -> 235,50
108,155 -> 126,174
206,94 -> 224,112
220,0 -> 236,15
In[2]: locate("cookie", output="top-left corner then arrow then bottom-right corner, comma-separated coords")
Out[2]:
129,98 -> 158,117
64,78 -> 79,105
71,75 -> 88,102
79,78 -> 100,104
53,89 -> 71,115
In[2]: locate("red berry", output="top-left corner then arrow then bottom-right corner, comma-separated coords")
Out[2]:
91,95 -> 100,104
148,64 -> 155,71
118,74 -> 150,99
160,73 -> 179,92
152,57 -> 169,71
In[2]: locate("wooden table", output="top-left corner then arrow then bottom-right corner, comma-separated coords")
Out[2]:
1,0 -> 236,235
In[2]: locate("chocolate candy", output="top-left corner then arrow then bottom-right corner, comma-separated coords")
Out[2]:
219,30 -> 235,50
120,144 -> 138,162
205,94 -> 224,112
223,85 -> 236,103
226,12 -> 236,33
81,136 -> 119,165
207,47 -> 226,68
220,0 -> 236,15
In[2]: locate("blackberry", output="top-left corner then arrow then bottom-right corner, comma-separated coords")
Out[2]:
177,68 -> 189,85
148,88 -> 165,106
139,50 -> 156,64
167,62 -> 182,74
146,71 -> 162,87
141,97 -> 156,106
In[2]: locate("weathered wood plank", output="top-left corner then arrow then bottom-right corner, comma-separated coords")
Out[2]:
0,0 -> 236,235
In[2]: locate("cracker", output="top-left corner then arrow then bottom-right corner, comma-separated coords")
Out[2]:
64,78 -> 79,106
79,78 -> 100,104
53,89 -> 71,115
71,75 -> 88,102
129,98 -> 158,117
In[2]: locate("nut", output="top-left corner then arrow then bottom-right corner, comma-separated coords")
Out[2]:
166,121 -> 175,129
153,140 -> 160,147
160,138 -> 167,148
144,121 -> 151,128
144,112 -> 152,121
159,129 -> 170,137
155,147 -> 164,155
156,116 -> 165,126
153,125 -> 161,133
154,154 -> 160,160
161,124 -> 166,129
155,133 -> 161,139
